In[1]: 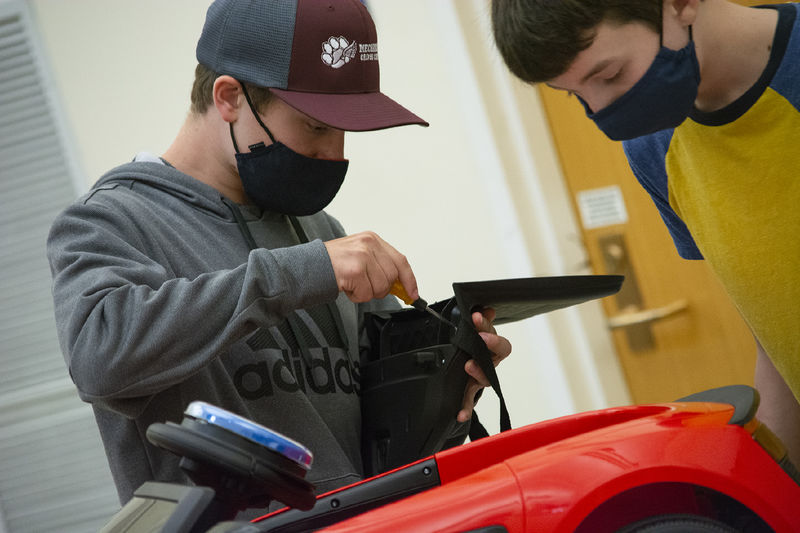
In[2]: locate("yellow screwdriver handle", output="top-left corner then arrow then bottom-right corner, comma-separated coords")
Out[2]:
390,280 -> 414,305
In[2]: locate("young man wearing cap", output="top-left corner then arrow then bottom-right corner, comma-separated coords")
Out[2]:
47,0 -> 511,507
491,0 -> 800,460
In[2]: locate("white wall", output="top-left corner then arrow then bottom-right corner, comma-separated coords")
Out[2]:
29,0 -> 630,433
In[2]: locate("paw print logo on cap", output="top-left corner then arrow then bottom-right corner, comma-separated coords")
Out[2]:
321,36 -> 357,69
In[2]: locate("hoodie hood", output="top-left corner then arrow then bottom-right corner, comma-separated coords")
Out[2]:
94,155 -> 238,221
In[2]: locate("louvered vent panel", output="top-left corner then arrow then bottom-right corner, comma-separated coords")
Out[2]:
0,4 -> 119,532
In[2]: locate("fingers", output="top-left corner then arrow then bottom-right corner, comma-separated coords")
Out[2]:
456,317 -> 513,423
458,376 -> 484,423
479,331 -> 512,363
465,358 -> 490,387
394,255 -> 418,303
368,236 -> 417,301
456,360 -> 492,423
472,309 -> 496,333
472,309 -> 512,361
324,231 -> 417,303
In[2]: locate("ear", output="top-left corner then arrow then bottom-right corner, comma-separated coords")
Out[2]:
212,75 -> 243,124
669,0 -> 700,26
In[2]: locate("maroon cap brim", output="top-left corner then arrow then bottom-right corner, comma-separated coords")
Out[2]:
269,89 -> 429,132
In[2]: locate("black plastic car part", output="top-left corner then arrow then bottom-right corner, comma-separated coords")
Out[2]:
145,402 -> 316,520
252,457 -> 440,532
361,297 -> 468,477
198,458 -> 443,532
677,384 -> 759,426
101,401 -> 318,532
99,482 -> 218,533
360,275 -> 624,476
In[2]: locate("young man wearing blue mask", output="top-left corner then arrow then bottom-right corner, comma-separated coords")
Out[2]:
47,0 -> 511,508
492,0 -> 800,461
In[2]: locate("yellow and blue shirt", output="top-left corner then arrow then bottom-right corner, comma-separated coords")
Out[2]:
623,3 -> 800,399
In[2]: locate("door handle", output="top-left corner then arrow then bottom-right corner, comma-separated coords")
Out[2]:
607,300 -> 688,329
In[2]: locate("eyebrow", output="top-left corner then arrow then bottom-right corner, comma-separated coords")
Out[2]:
545,57 -> 618,92
581,58 -> 616,83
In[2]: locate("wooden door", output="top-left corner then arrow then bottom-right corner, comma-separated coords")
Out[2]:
535,0 -> 781,402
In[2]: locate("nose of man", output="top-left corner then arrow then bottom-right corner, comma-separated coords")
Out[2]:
314,130 -> 346,161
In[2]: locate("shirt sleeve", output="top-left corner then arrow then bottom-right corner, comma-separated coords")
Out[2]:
46,196 -> 339,409
623,132 -> 704,260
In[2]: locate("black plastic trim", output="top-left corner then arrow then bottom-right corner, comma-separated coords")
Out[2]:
100,481 -> 218,533
677,385 -> 759,426
252,458 -> 441,532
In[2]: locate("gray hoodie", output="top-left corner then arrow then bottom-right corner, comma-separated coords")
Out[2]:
46,157 -> 397,506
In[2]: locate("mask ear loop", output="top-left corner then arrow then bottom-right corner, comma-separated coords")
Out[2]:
229,81 -> 278,154
229,123 -> 241,154
239,81 -> 277,144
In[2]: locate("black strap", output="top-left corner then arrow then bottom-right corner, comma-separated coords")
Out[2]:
287,216 -> 350,370
287,215 -> 309,243
469,411 -> 490,441
453,319 -> 512,434
240,82 -> 277,144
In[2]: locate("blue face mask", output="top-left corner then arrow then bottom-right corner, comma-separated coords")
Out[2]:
231,84 -> 348,216
580,27 -> 700,141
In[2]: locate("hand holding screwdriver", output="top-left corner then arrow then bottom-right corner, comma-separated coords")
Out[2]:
324,231 -> 417,303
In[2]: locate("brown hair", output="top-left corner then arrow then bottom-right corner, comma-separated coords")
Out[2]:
491,0 -> 662,83
190,63 -> 274,115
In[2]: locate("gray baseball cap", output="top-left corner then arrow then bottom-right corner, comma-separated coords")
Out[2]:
196,0 -> 429,131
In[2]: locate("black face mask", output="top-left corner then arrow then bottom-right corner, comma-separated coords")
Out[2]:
232,84 -> 348,216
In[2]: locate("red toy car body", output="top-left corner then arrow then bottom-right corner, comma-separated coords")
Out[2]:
254,386 -> 799,532
103,385 -> 799,532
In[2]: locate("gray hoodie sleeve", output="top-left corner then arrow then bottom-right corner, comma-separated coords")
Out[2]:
47,194 -> 339,412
